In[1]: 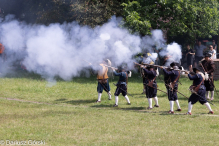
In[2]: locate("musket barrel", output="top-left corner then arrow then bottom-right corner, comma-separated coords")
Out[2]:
102,64 -> 118,70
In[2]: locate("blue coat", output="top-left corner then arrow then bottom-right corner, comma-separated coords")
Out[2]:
114,71 -> 127,85
188,73 -> 207,104
142,68 -> 157,98
163,69 -> 180,84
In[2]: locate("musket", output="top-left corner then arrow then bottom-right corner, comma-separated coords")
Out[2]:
175,90 -> 189,99
134,62 -> 144,66
83,59 -> 118,70
144,83 -> 168,94
165,82 -> 189,99
83,59 -> 92,65
82,59 -> 96,76
102,64 -> 118,70
157,70 -> 187,98
113,83 -> 133,97
200,63 -> 218,96
143,63 -> 190,73
142,63 -> 168,69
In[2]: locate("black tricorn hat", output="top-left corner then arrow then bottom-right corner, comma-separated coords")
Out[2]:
146,65 -> 154,69
193,66 -> 203,73
170,62 -> 176,67
204,52 -> 212,57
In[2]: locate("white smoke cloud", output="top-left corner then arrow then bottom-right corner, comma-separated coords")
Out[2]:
0,15 -> 182,81
159,42 -> 182,66
140,29 -> 166,53
0,15 -> 142,80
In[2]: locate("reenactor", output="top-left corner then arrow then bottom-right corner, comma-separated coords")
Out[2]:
162,62 -> 181,114
112,66 -> 131,107
185,67 -> 214,115
140,65 -> 159,110
200,52 -> 215,100
96,59 -> 112,102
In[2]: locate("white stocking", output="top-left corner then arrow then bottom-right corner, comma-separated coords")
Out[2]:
148,98 -> 152,108
108,91 -> 111,99
206,91 -> 210,99
124,95 -> 130,104
204,102 -> 212,111
188,102 -> 193,113
115,96 -> 119,105
98,93 -> 102,101
211,91 -> 214,100
169,101 -> 174,111
175,100 -> 181,109
153,96 -> 159,106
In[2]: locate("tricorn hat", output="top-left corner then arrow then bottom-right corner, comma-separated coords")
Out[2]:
204,52 -> 212,57
193,66 -> 203,73
146,65 -> 155,70
170,62 -> 176,67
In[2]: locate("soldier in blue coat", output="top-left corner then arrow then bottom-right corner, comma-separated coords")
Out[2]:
112,67 -> 131,107
140,65 -> 159,110
162,62 -> 181,114
185,67 -> 213,115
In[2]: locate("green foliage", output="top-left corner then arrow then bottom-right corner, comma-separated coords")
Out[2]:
70,0 -> 125,27
122,2 -> 151,35
35,0 -> 73,25
122,0 -> 219,43
1,0 -> 219,44
0,0 -> 126,26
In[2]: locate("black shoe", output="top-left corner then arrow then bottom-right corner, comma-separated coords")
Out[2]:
168,110 -> 174,114
176,109 -> 182,111
154,104 -> 159,108
113,104 -> 118,107
127,103 -> 131,105
208,111 -> 214,114
147,107 -> 153,110
96,100 -> 101,103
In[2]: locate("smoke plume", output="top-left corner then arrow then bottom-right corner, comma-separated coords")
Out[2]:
0,15 -> 182,81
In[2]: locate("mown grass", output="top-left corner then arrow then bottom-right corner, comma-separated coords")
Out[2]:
0,70 -> 219,146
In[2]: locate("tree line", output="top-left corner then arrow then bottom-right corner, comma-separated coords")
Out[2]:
0,0 -> 219,45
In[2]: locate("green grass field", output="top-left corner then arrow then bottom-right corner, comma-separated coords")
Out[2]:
0,70 -> 219,146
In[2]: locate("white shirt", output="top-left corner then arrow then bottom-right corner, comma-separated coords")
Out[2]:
209,49 -> 216,59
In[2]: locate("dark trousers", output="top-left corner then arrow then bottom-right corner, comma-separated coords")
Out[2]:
114,84 -> 127,96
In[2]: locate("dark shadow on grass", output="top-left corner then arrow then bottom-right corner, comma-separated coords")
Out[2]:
120,106 -> 145,110
177,97 -> 190,101
131,95 -> 146,98
64,99 -> 97,105
54,98 -> 68,102
159,111 -> 183,115
134,110 -> 167,114
91,104 -> 114,108
131,93 -> 145,96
